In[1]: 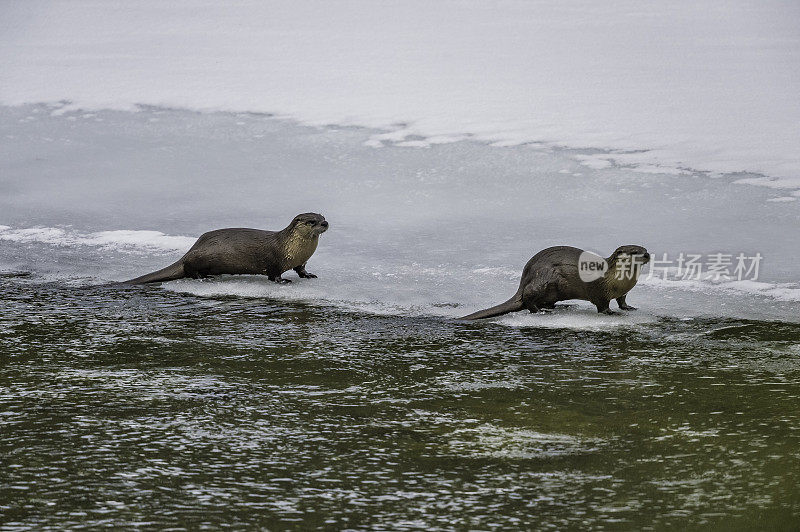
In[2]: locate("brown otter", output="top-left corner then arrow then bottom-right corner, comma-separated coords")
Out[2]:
461,245 -> 650,319
121,213 -> 328,285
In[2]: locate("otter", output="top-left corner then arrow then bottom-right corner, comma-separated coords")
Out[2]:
121,213 -> 328,285
461,245 -> 650,319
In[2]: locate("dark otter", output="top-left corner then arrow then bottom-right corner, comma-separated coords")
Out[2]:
121,213 -> 328,285
461,245 -> 650,319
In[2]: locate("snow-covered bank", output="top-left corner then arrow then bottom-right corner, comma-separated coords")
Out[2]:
2,0 -> 799,188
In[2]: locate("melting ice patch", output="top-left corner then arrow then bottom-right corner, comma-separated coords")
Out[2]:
0,226 -> 194,253
162,275 -> 461,319
493,307 -> 659,330
641,276 -> 800,303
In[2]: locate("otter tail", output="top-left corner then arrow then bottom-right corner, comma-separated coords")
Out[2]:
120,260 -> 185,285
460,292 -> 524,320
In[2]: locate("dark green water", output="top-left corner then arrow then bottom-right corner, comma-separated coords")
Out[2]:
2,277 -> 800,529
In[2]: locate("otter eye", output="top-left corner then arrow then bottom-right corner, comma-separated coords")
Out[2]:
306,221 -> 315,225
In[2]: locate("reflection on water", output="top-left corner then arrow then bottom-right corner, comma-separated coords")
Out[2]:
2,278 -> 799,529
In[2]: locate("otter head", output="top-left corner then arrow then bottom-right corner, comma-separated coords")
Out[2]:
612,245 -> 650,263
607,245 -> 650,277
288,212 -> 329,239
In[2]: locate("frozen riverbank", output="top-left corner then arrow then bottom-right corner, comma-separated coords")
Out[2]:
2,0 -> 799,188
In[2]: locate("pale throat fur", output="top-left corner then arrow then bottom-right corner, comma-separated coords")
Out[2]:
282,228 -> 319,269
603,256 -> 642,297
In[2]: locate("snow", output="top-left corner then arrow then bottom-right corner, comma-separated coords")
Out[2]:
1,0 -> 799,187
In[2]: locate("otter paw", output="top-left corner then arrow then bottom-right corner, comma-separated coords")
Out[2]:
619,304 -> 637,311
302,273 -> 318,279
274,278 -> 292,284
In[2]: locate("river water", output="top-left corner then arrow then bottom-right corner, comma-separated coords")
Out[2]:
1,104 -> 800,528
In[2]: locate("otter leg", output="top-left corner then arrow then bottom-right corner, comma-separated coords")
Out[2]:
616,295 -> 637,311
595,300 -> 618,315
293,263 -> 317,279
524,300 -> 540,313
268,275 -> 292,284
182,255 -> 214,280
185,268 -> 205,279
